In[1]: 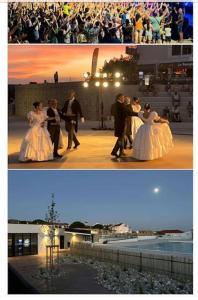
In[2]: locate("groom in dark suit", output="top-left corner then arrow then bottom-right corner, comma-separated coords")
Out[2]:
111,93 -> 138,158
61,90 -> 84,150
47,99 -> 62,158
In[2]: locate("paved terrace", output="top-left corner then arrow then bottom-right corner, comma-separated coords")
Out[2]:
8,119 -> 193,170
8,253 -> 113,294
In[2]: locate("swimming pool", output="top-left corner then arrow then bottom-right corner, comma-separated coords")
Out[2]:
126,241 -> 193,255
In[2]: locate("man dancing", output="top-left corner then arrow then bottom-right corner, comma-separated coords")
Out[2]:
111,93 -> 138,158
62,90 -> 84,150
47,99 -> 62,158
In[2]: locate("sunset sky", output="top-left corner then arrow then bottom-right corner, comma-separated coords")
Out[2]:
8,45 -> 126,84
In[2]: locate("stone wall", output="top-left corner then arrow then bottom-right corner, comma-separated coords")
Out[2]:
15,82 -> 193,121
15,82 -> 138,120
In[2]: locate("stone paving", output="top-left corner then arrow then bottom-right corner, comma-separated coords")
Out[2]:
8,254 -> 113,294
8,119 -> 192,169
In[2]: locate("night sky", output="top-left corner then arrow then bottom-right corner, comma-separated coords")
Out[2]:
8,170 -> 193,231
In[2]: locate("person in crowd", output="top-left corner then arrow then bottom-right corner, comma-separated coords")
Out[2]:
172,91 -> 181,107
122,19 -> 133,43
134,12 -> 143,44
54,71 -> 59,83
172,105 -> 181,122
148,5 -> 169,44
176,7 -> 184,42
8,2 -> 191,44
162,106 -> 171,120
186,101 -> 193,119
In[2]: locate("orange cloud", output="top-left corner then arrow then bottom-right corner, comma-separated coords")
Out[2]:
8,45 -> 126,84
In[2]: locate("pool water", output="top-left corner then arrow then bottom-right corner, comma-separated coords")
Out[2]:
126,242 -> 193,255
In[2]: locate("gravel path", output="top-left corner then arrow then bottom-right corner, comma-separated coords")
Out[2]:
54,254 -> 193,294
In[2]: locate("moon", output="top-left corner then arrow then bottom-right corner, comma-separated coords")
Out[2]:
153,187 -> 160,194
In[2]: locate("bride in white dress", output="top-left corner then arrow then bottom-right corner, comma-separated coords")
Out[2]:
19,101 -> 54,162
131,97 -> 144,140
133,103 -> 173,161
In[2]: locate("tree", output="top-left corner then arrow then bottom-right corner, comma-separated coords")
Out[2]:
32,219 -> 47,224
44,193 -> 60,270
102,54 -> 138,82
92,223 -> 104,230
69,221 -> 86,229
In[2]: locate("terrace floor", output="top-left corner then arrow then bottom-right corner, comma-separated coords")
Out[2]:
8,118 -> 193,170
8,253 -> 113,294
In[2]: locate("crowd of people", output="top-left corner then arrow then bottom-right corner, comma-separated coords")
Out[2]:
162,90 -> 193,122
8,2 -> 191,44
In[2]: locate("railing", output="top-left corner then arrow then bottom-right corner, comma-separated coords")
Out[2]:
70,242 -> 193,280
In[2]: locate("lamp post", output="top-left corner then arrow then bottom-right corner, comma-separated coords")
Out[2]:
83,71 -> 122,130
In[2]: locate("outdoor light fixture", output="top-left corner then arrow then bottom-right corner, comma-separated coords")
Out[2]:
115,82 -> 121,87
83,72 -> 89,79
95,72 -> 100,78
95,81 -> 100,87
83,68 -> 122,130
103,82 -> 108,87
115,72 -> 121,78
83,82 -> 89,88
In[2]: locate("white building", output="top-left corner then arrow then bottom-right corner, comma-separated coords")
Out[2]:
111,223 -> 131,234
163,231 -> 193,240
137,45 -> 193,79
8,224 -> 99,257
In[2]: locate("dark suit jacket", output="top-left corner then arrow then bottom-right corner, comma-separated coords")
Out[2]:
47,107 -> 61,130
111,102 -> 138,137
61,99 -> 83,132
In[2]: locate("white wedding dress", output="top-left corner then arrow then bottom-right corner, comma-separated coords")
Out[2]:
19,111 -> 54,162
131,104 -> 144,140
133,111 -> 173,161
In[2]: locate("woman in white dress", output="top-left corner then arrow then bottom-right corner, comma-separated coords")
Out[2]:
19,101 -> 54,162
133,103 -> 173,161
131,97 -> 144,140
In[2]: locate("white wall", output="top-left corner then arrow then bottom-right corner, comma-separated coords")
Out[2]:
112,224 -> 131,234
8,224 -> 41,233
137,46 -> 193,65
8,224 -> 64,255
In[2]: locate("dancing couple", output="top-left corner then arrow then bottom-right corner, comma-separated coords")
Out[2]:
111,93 -> 173,160
19,90 -> 84,162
